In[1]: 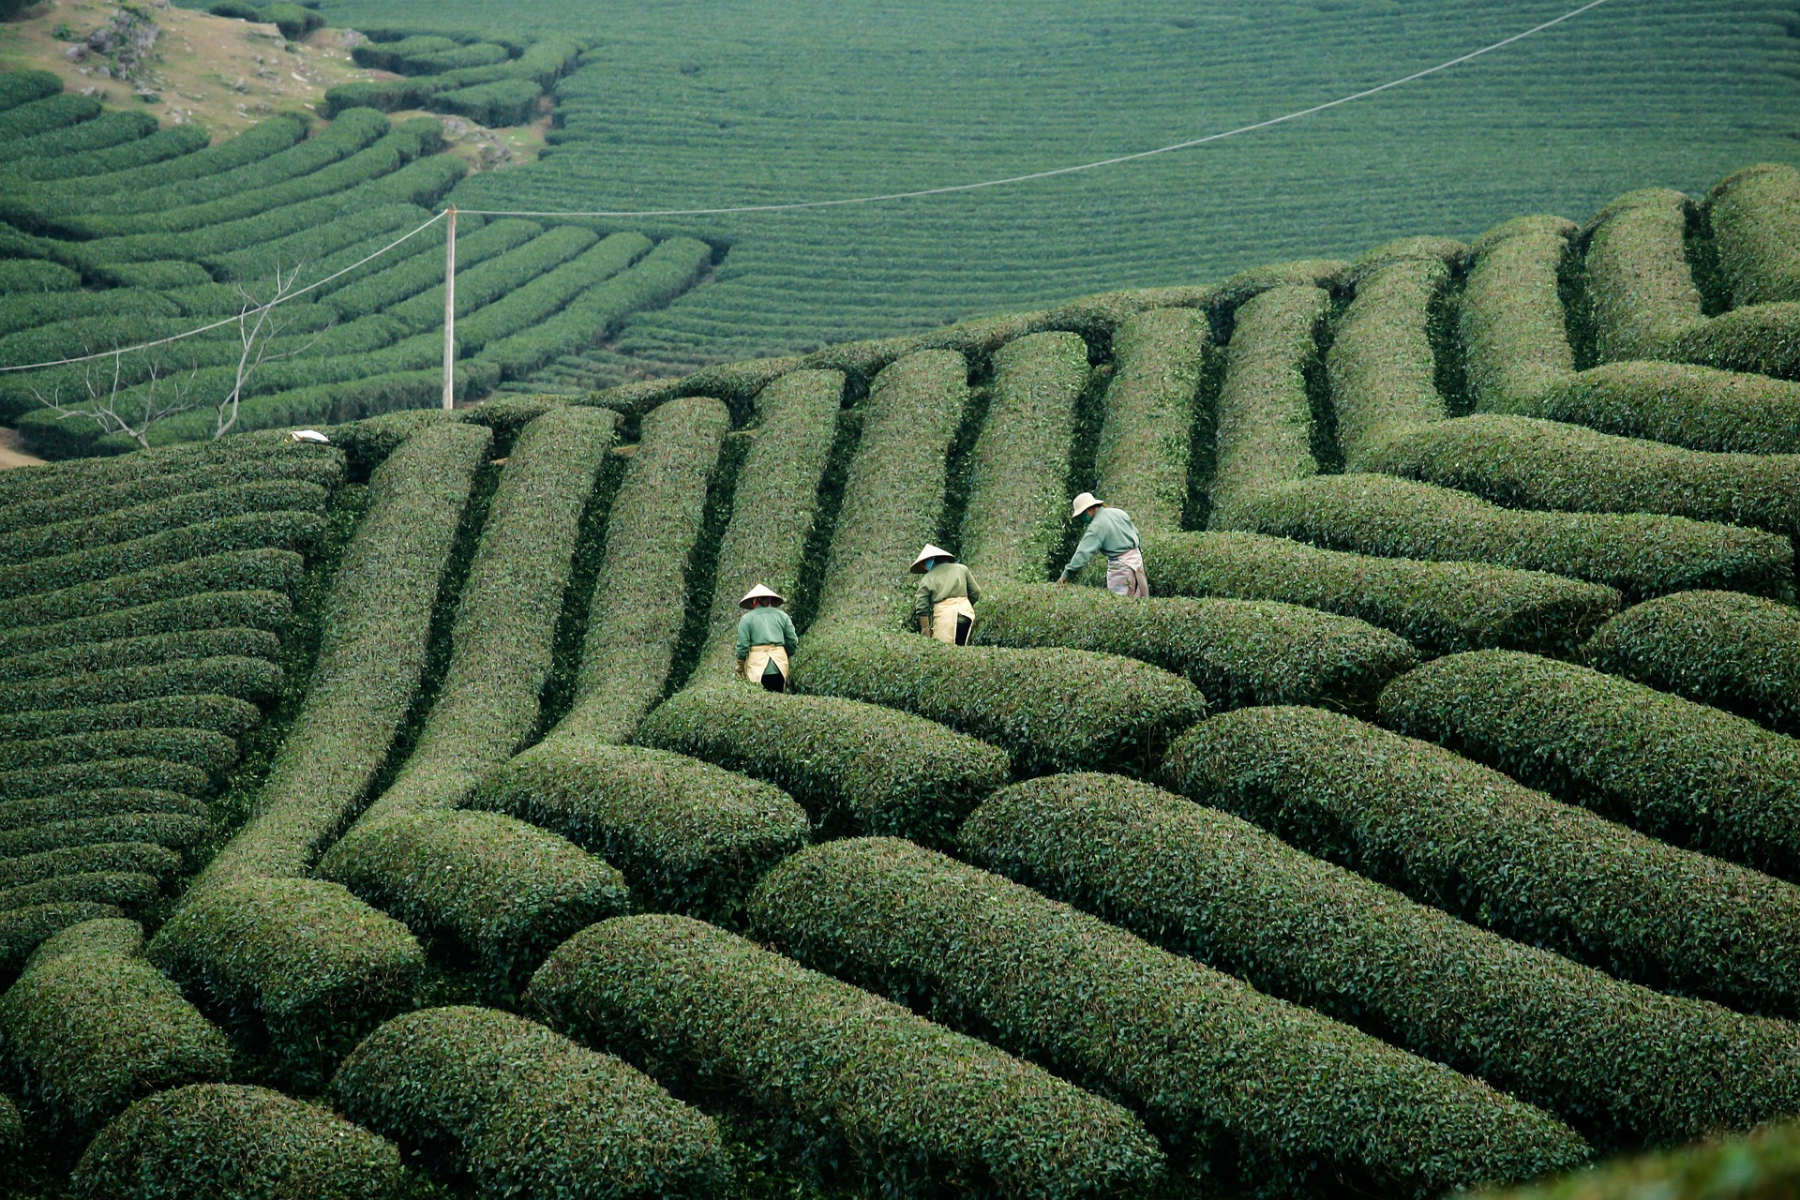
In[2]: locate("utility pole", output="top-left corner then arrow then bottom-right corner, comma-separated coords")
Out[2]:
441,205 -> 457,411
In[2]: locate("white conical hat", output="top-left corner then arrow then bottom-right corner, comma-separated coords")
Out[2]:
739,583 -> 785,608
910,543 -> 956,574
1070,492 -> 1103,519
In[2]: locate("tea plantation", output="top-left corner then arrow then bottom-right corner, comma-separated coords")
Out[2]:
2,138 -> 1800,1197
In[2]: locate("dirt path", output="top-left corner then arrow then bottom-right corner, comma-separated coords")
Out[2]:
0,427 -> 48,470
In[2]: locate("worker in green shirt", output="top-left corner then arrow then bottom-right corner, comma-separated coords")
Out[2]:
735,584 -> 799,691
1057,492 -> 1149,597
911,543 -> 981,645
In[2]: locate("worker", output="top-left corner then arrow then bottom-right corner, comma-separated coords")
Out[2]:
735,584 -> 798,692
1057,492 -> 1148,597
911,543 -> 981,645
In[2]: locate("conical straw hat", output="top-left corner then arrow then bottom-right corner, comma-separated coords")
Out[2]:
1069,492 -> 1103,519
910,544 -> 956,574
740,583 -> 785,608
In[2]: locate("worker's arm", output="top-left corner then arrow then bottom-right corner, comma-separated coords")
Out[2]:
913,579 -> 936,628
1062,522 -> 1105,577
964,569 -> 981,604
736,617 -> 752,662
782,612 -> 799,655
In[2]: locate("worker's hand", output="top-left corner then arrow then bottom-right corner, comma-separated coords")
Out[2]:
1055,574 -> 1068,586
919,617 -> 932,636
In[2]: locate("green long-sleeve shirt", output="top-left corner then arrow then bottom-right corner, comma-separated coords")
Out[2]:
1063,506 -> 1141,575
736,606 -> 799,659
913,561 -> 981,620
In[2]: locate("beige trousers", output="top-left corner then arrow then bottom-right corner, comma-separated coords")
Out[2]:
742,644 -> 790,682
931,597 -> 976,644
1106,548 -> 1150,598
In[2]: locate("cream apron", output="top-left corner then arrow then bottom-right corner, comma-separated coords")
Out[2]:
743,643 -> 790,682
1105,547 -> 1150,598
931,596 -> 976,644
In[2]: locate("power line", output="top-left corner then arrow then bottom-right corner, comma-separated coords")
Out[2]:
455,0 -> 1613,219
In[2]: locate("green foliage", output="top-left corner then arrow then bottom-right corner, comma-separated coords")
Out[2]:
25,113 -> 308,202
0,918 -> 232,1132
332,1004 -> 728,1198
0,70 -> 62,112
5,124 -> 209,184
0,454 -> 342,536
1466,1118 -> 1800,1200
354,34 -> 459,70
0,657 -> 283,719
327,217 -> 537,320
1207,285 -> 1329,525
0,258 -> 80,293
1706,162 -> 1800,307
1329,250 -> 1451,468
530,914 -> 1167,1199
2,727 -> 240,779
318,811 -> 628,995
202,199 -> 436,282
1144,530 -> 1619,657
0,696 -> 259,745
0,109 -> 157,163
1581,188 -> 1706,362
320,80 -> 441,119
261,1 -> 326,38
1662,301 -> 1800,380
0,480 -> 329,568
0,789 -> 205,833
961,773 -> 1800,1147
1462,216 -> 1578,409
971,583 -> 1415,714
71,1083 -> 407,1200
455,231 -> 648,351
0,871 -> 161,914
1380,650 -> 1800,882
1583,589 -> 1800,736
1163,706 -> 1800,1018
0,592 -> 289,664
636,684 -> 1007,846
430,79 -> 542,126
1365,414 -> 1800,540
400,42 -> 512,74
958,332 -> 1088,584
149,877 -> 425,1086
1218,472 -> 1794,602
0,626 -> 280,683
0,903 -> 122,976
0,757 -> 209,803
196,425 -> 488,890
0,813 -> 208,861
0,94 -> 102,144
1090,307 -> 1207,537
751,837 -> 1589,1197
0,843 -> 180,890
465,739 -> 809,922
1505,360 -> 1800,454
0,548 -> 304,632
0,286 -> 180,342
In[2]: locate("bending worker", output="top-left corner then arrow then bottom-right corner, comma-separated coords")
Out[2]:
1057,492 -> 1148,597
911,543 -> 980,645
736,584 -> 798,691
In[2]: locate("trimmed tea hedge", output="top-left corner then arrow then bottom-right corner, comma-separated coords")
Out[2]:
549,396 -> 727,746
1,902 -> 121,975
1208,285 -> 1328,525
465,740 -> 808,923
813,349 -> 968,631
959,332 -> 1087,584
751,838 -> 1589,1197
0,479 -> 329,566
28,113 -> 308,202
0,69 -> 61,111
2,728 -> 238,779
0,258 -> 79,293
530,914 -> 1168,1199
0,657 -> 282,718
0,843 -> 179,890
1468,1118 -> 1800,1200
695,368 -> 841,672
1463,216 -> 1577,409
794,630 -> 1206,777
0,549 -> 304,632
0,696 -> 262,744
150,877 -> 424,1086
1144,530 -> 1619,656
1707,162 -> 1800,307
1091,308 -> 1207,537
0,455 -> 343,536
636,685 -> 1008,846
196,422 -> 490,892
328,217 -> 535,320
1329,255 -> 1449,468
1662,301 -> 1800,380
318,811 -> 628,995
0,93 -> 102,144
360,407 -> 615,822
1582,188 -> 1706,362
0,918 -> 231,1132
7,124 -> 208,184
973,580 -> 1416,709
1365,414 -> 1800,540
384,224 -> 596,335
0,625 -> 280,682
0,872 -> 160,914
961,773 -> 1800,1146
71,1083 -> 406,1200
1503,360 -> 1800,455
1218,473 -> 1795,602
332,1005 -> 728,1198
0,814 -> 207,862
1164,706 -> 1800,1017
1583,589 -> 1800,735
0,757 -> 207,803
0,109 -> 156,163
450,231 -> 646,350
1380,650 -> 1800,880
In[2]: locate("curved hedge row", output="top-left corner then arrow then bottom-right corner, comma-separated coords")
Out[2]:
1462,216 -> 1577,410
0,69 -> 60,111
0,657 -> 282,718
0,453 -> 343,536
0,93 -> 102,144
202,199 -> 440,284
0,843 -> 180,890
751,837 -> 1589,1197
971,583 -> 1415,713
1329,255 -> 1449,468
1364,414 -> 1800,540
530,914 -> 1168,1199
958,331 -> 1087,584
1582,188 -> 1706,362
196,422 -> 490,892
1502,360 -> 1800,454
0,756 -> 209,804
0,625 -> 279,683
1090,307 -> 1208,536
0,814 -> 208,863
0,871 -> 161,914
1380,650 -> 1800,881
1207,285 -> 1328,526
1164,705 -> 1800,1017
2,727 -> 239,778
8,123 -> 207,184
331,1005 -> 727,1199
149,877 -> 425,1086
1144,530 -> 1618,656
1468,1118 -> 1800,1200
465,739 -> 808,923
72,1083 -> 406,1200
0,107 -> 154,161
1216,473 -> 1794,602
1662,300 -> 1800,380
385,223 -> 591,335
326,216 -> 529,320
961,773 -> 1800,1146
795,630 -> 1206,777
0,696 -> 262,744
1584,589 -> 1800,735
0,478 -> 329,568
0,789 -> 203,832
23,112 -> 308,202
0,549 -> 305,632
548,396 -> 727,746
0,918 -> 232,1132
812,349 -> 969,631
0,258 -> 79,292
1707,162 -> 1800,307
454,231 -> 649,350
318,811 -> 628,995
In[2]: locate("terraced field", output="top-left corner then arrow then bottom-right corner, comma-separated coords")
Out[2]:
0,64 -> 713,458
